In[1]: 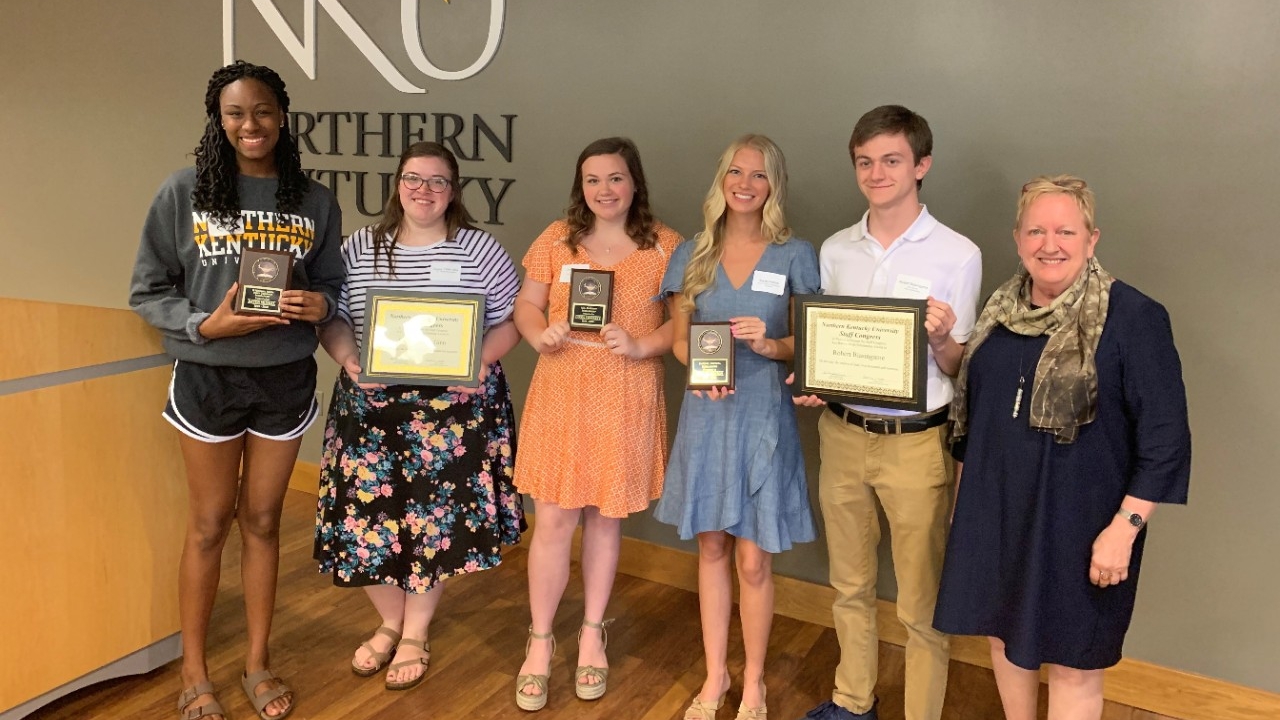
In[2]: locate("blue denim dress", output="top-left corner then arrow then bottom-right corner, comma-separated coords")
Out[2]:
654,237 -> 820,553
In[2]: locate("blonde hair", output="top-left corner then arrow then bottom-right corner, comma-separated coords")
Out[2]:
1015,174 -> 1097,234
679,134 -> 791,313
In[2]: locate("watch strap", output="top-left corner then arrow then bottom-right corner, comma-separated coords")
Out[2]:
1117,507 -> 1146,528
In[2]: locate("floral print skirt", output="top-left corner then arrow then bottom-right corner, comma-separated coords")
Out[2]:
313,363 -> 524,593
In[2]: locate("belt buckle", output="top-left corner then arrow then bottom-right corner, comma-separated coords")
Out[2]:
862,416 -> 893,434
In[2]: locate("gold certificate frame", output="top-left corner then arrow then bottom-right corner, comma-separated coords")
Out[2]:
792,294 -> 927,411
358,290 -> 486,387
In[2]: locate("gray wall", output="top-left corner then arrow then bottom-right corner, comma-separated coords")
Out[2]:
3,0 -> 1276,693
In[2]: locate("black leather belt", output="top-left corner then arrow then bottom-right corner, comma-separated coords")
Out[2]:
826,402 -> 949,435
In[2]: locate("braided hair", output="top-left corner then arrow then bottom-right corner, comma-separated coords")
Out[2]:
192,61 -> 308,227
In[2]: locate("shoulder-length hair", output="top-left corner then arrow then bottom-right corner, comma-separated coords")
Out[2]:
371,141 -> 473,277
564,137 -> 658,252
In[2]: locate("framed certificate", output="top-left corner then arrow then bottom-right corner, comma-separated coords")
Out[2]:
687,322 -> 734,390
234,248 -> 293,315
568,268 -> 614,331
792,295 -> 927,411
359,290 -> 486,387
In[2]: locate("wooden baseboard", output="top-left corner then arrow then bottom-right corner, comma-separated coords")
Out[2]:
288,462 -> 1280,720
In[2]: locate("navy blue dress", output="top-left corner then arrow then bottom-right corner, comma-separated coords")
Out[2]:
933,280 -> 1191,670
654,238 -> 821,553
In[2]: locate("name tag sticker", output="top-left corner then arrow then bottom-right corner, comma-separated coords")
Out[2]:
751,270 -> 787,295
893,274 -> 931,300
208,216 -> 244,238
559,263 -> 590,283
433,262 -> 462,284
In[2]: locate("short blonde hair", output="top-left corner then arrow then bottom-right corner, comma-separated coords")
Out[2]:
1015,175 -> 1097,233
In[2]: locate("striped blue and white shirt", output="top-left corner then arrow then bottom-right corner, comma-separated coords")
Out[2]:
337,225 -> 520,351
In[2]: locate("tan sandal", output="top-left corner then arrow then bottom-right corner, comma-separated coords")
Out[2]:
352,625 -> 402,677
384,637 -> 430,691
177,681 -> 226,720
574,618 -> 615,701
241,670 -> 294,720
734,702 -> 767,720
515,626 -> 556,711
684,690 -> 728,720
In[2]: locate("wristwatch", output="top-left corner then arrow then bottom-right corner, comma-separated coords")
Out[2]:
1116,508 -> 1146,529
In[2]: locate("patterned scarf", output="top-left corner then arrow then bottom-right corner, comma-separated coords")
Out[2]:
951,257 -> 1115,444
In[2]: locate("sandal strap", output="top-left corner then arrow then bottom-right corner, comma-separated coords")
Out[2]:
575,665 -> 608,684
358,639 -> 394,665
396,637 -> 430,652
685,694 -> 727,720
525,625 -> 556,655
181,700 -> 227,720
516,672 -> 549,695
580,618 -> 615,649
177,681 -> 216,710
372,625 -> 403,644
387,638 -> 430,672
241,670 -> 292,714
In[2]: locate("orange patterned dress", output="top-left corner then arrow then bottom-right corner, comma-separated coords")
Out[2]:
514,219 -> 682,517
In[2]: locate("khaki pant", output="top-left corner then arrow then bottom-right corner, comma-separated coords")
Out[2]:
817,408 -> 954,720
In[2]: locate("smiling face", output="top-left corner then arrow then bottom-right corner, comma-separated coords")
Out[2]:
397,155 -> 455,232
1015,192 -> 1100,305
218,78 -> 284,177
721,147 -> 771,217
852,132 -> 931,212
579,153 -> 635,224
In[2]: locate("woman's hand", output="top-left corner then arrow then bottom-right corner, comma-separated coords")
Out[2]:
340,355 -> 385,391
730,316 -> 773,357
786,371 -> 825,407
279,289 -> 329,323
198,283 -> 289,339
447,363 -> 490,395
692,386 -> 735,401
600,323 -> 639,359
1089,518 -> 1138,588
537,320 -> 571,354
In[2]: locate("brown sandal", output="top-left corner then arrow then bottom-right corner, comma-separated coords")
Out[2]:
177,681 -> 226,720
352,625 -> 402,677
384,637 -> 430,691
241,669 -> 295,720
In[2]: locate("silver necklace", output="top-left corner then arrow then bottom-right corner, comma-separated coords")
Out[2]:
1013,340 -> 1027,419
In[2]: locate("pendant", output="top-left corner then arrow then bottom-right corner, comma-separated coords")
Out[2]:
1012,376 -> 1025,418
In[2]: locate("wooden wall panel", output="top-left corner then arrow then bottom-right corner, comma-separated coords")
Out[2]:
0,298 -> 164,382
0,367 -> 186,710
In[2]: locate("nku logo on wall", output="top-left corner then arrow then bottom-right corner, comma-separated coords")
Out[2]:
222,0 -> 506,92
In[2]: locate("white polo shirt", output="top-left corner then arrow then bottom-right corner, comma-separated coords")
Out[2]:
818,205 -> 982,415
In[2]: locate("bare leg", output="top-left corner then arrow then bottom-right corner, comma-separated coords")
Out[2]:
385,584 -> 444,685
176,434 -> 243,720
735,538 -> 773,710
237,434 -> 302,717
1046,664 -> 1105,720
352,586 -> 408,672
990,637 -> 1039,720
576,506 -> 621,687
517,500 -> 580,697
692,531 -> 734,706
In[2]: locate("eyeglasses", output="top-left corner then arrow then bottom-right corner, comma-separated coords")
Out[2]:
399,174 -> 452,193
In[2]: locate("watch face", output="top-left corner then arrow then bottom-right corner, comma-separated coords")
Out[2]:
1127,513 -> 1144,527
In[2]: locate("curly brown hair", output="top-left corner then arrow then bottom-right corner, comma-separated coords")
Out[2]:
563,137 -> 657,252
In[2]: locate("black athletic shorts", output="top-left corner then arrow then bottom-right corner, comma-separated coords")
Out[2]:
162,356 -> 319,443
